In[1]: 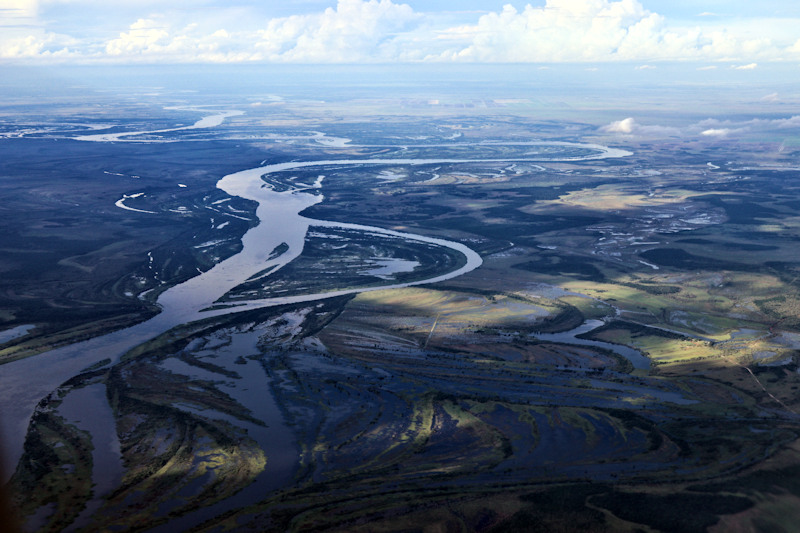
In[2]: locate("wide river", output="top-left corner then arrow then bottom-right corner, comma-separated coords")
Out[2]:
0,118 -> 635,484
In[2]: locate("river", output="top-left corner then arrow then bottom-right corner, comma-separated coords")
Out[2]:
0,157 -> 485,479
1,111 -> 642,527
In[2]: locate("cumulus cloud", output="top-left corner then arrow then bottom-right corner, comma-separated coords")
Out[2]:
93,0 -> 425,63
600,117 -> 681,137
1,34 -> 45,57
3,0 -> 800,63
105,18 -> 170,56
769,116 -> 800,129
436,0 -> 793,63
602,117 -> 637,134
98,17 -> 267,62
440,1 -> 668,62
0,0 -> 60,57
690,115 -> 800,138
0,27 -> 78,58
701,128 -> 732,137
598,114 -> 800,140
256,0 -> 421,62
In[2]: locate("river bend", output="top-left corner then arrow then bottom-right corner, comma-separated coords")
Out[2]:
0,118 -> 635,488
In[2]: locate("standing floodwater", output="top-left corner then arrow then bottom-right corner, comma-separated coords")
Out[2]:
0,134 -> 632,531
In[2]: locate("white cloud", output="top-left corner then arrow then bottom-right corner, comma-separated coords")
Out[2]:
692,115 -> 800,137
601,113 -> 800,141
0,0 -> 38,21
443,0 -> 800,62
98,17 -> 268,62
603,117 -> 637,133
600,117 -> 681,137
439,1 -> 668,62
105,18 -> 170,56
256,0 -> 421,62
772,116 -> 800,129
2,0 -> 800,63
0,27 -> 78,58
701,128 -> 732,137
435,0 -> 797,63
0,34 -> 48,57
731,62 -> 758,70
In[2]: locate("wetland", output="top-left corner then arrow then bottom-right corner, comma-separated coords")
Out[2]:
3,66 -> 800,532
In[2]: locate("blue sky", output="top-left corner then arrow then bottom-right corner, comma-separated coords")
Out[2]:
1,0 -> 799,64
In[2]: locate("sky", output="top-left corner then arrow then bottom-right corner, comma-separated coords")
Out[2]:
1,0 -> 800,65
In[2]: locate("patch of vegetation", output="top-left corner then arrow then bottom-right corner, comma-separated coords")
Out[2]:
598,407 -> 663,452
513,254 -> 606,282
10,410 -> 94,531
579,320 -> 686,341
590,490 -> 753,533
690,464 -> 800,496
619,281 -> 681,295
489,485 -> 610,532
695,195 -> 781,225
754,294 -> 800,331
10,94 -> 800,533
639,248 -> 755,272
221,226 -> 468,301
445,213 -> 604,241
533,303 -> 585,333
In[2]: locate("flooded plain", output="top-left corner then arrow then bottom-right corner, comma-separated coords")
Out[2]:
1,110 -> 637,526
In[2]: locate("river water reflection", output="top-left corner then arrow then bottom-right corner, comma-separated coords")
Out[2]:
536,319 -> 651,371
0,157 -> 484,478
0,143 -> 639,508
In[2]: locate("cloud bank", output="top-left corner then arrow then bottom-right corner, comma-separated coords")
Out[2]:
256,0 -> 420,62
2,0 -> 800,63
601,115 -> 800,139
600,117 -> 682,137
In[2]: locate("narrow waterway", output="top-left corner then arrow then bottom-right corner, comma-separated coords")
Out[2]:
74,109 -> 245,142
58,384 -> 124,531
148,328 -> 297,532
536,319 -> 651,370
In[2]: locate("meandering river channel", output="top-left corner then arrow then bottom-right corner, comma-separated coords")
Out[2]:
1,115 -> 641,520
